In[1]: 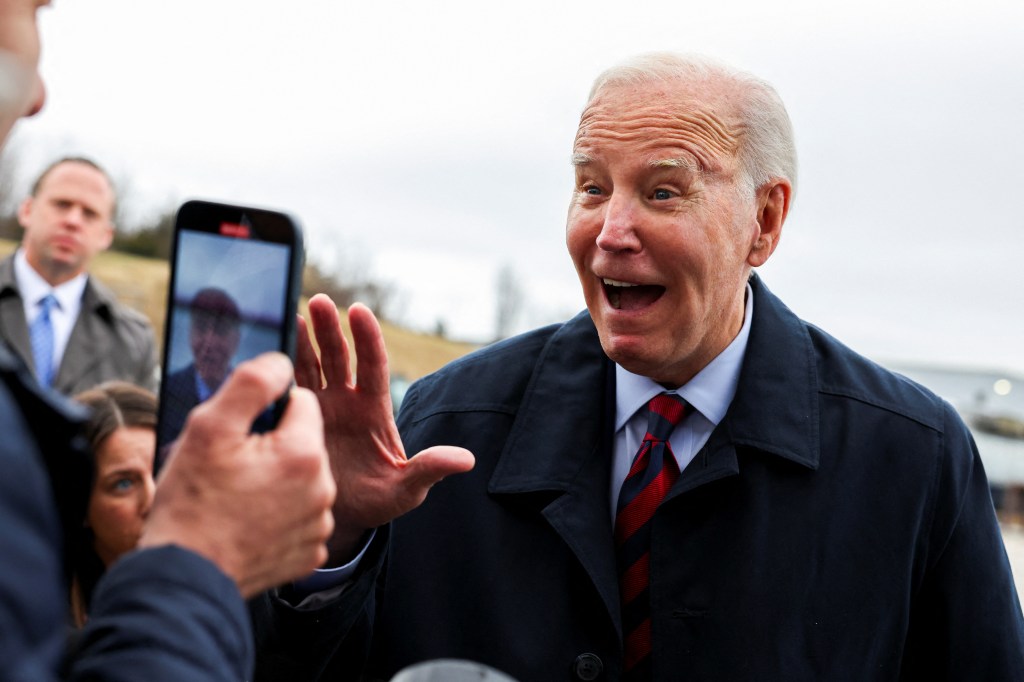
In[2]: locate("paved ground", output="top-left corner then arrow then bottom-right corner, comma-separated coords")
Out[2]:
1002,524 -> 1024,599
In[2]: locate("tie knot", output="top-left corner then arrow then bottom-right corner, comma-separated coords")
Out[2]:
38,294 -> 57,314
644,393 -> 687,443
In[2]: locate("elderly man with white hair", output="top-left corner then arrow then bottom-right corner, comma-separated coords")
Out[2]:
254,53 -> 1024,681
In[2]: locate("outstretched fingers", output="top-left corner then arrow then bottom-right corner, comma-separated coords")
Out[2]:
294,314 -> 324,390
348,302 -> 391,396
307,294 -> 353,388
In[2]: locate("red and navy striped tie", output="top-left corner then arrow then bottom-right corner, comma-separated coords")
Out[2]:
615,393 -> 687,679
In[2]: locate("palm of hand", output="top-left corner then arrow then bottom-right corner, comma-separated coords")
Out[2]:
296,296 -> 474,560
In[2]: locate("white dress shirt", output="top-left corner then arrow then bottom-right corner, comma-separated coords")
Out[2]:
15,249 -> 88,373
610,283 -> 754,522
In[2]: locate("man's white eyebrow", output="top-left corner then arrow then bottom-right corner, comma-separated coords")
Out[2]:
571,154 -> 705,172
649,156 -> 704,173
571,153 -> 592,167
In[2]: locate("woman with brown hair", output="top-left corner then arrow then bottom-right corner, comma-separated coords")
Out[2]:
71,381 -> 157,626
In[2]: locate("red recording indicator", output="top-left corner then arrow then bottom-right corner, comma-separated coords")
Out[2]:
220,221 -> 250,238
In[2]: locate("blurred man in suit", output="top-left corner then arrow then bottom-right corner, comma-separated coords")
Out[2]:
0,155 -> 158,394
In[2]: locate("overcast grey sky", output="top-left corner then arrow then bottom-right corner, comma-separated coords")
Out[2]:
7,0 -> 1022,375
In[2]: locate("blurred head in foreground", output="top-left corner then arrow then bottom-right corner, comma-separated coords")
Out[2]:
0,0 -> 49,145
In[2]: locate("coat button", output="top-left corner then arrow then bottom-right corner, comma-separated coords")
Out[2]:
573,653 -> 603,680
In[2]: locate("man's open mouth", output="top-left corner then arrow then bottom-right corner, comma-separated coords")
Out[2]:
602,278 -> 665,311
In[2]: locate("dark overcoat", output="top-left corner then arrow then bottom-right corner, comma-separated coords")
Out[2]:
256,274 -> 1024,681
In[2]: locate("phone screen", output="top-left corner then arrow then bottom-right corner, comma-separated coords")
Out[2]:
156,200 -> 303,466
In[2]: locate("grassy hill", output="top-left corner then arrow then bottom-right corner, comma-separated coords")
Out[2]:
0,239 -> 478,381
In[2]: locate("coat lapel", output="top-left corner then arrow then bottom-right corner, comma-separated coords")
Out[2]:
0,255 -> 34,373
488,312 -> 624,635
664,275 -> 820,507
725,274 -> 820,469
54,279 -> 113,394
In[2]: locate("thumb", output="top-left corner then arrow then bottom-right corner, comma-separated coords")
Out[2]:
401,446 -> 475,494
198,352 -> 294,436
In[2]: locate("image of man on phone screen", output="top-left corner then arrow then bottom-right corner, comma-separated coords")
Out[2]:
158,287 -> 241,450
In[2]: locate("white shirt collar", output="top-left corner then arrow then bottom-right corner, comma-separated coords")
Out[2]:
14,248 -> 88,316
615,281 -> 754,429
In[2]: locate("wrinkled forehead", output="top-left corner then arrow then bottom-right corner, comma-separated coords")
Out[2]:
573,81 -> 745,175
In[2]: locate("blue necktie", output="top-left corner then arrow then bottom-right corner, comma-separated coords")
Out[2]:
30,294 -> 58,387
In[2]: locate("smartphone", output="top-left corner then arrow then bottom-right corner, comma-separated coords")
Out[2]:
155,200 -> 305,468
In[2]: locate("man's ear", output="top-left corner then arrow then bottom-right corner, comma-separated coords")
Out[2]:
16,196 -> 34,230
98,221 -> 115,251
747,179 -> 791,268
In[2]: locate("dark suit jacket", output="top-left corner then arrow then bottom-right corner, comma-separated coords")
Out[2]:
255,274 -> 1024,681
158,364 -> 201,454
0,253 -> 158,396
0,342 -> 253,680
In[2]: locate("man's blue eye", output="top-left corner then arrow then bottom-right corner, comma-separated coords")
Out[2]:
113,478 -> 134,492
653,189 -> 672,200
585,186 -> 601,195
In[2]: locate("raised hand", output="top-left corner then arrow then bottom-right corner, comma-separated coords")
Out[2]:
139,353 -> 336,598
296,295 -> 475,563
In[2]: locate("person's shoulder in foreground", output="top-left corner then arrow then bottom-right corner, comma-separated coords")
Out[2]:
0,343 -> 253,680
1,3 -> 338,676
